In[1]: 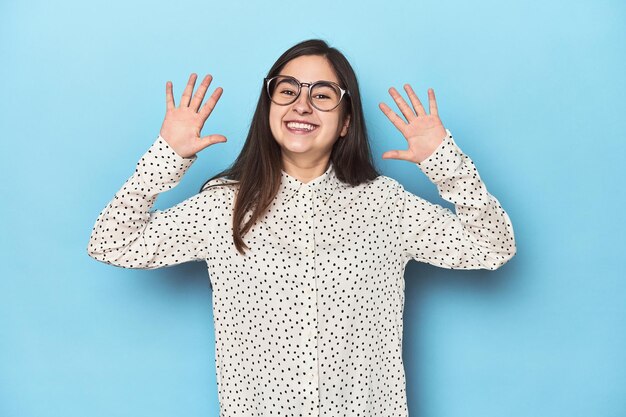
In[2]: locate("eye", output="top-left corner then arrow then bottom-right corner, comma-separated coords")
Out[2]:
272,78 -> 299,97
311,83 -> 339,101
278,87 -> 298,96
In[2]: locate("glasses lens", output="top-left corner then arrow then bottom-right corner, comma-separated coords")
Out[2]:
267,76 -> 299,105
266,76 -> 344,111
310,82 -> 342,111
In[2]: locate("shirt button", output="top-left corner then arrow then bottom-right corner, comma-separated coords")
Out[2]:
305,242 -> 315,256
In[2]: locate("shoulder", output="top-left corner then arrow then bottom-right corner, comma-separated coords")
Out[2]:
366,174 -> 404,194
201,176 -> 238,189
337,174 -> 404,200
199,177 -> 239,200
363,175 -> 423,205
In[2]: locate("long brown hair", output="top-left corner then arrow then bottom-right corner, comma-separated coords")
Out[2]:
200,39 -> 381,255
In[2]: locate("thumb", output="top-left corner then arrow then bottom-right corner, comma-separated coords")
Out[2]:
196,134 -> 227,152
382,149 -> 413,161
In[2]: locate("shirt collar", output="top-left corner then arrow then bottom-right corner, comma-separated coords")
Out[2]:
278,161 -> 340,205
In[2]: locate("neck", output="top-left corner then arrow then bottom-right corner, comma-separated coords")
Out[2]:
281,155 -> 330,184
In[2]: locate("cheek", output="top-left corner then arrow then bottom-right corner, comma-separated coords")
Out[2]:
321,115 -> 342,136
268,108 -> 282,134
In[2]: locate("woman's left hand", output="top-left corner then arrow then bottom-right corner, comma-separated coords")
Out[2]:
379,85 -> 447,164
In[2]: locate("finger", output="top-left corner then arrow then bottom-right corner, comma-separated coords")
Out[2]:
428,88 -> 439,116
403,84 -> 427,116
180,73 -> 198,107
195,134 -> 227,153
199,87 -> 224,120
388,87 -> 417,122
189,74 -> 213,113
378,102 -> 408,135
382,149 -> 414,161
166,81 -> 175,110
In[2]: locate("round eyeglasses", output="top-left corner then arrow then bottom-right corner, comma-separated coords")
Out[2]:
265,75 -> 350,112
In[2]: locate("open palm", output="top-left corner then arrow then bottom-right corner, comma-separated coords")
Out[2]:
379,85 -> 447,164
159,73 -> 227,159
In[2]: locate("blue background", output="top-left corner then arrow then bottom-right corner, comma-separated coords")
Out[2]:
1,0 -> 624,416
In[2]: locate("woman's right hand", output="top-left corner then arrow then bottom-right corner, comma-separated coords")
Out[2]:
159,73 -> 227,158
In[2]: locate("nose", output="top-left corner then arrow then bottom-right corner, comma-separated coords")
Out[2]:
292,86 -> 313,114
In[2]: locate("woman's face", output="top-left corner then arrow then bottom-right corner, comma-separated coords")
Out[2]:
268,55 -> 350,163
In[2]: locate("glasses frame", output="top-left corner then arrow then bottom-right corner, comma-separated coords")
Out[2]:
264,75 -> 350,112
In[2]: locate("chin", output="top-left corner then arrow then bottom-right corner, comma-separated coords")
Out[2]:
282,141 -> 315,154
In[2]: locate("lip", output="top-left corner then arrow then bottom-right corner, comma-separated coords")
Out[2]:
284,120 -> 319,135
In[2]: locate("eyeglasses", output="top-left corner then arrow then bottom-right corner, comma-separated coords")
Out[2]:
264,75 -> 350,112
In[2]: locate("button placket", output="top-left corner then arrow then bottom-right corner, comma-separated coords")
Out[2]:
298,184 -> 316,257
305,240 -> 315,257
299,184 -> 314,220
297,184 -> 320,413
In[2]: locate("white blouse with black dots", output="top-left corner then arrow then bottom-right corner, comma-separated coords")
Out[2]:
87,128 -> 516,417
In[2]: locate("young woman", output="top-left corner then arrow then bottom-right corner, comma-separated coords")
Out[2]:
88,39 -> 516,417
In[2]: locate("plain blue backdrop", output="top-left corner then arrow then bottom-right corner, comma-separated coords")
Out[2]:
1,0 -> 624,416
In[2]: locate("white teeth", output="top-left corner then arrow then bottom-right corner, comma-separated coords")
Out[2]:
287,122 -> 317,131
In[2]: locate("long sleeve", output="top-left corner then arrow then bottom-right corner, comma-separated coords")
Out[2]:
398,128 -> 517,270
87,135 -> 210,269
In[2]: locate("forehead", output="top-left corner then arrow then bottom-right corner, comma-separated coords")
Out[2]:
278,55 -> 339,84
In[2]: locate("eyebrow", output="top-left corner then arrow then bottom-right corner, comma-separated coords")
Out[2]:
277,74 -> 338,85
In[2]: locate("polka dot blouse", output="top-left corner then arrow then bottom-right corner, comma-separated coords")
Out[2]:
87,128 -> 516,417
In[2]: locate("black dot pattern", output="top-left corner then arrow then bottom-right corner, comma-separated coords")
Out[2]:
87,128 -> 516,417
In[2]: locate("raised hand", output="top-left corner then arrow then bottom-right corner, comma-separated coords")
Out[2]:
159,73 -> 227,158
379,85 -> 447,164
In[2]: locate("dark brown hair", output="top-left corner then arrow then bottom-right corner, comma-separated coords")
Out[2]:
200,39 -> 381,255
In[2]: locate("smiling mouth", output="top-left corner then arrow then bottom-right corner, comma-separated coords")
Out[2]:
285,121 -> 319,134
